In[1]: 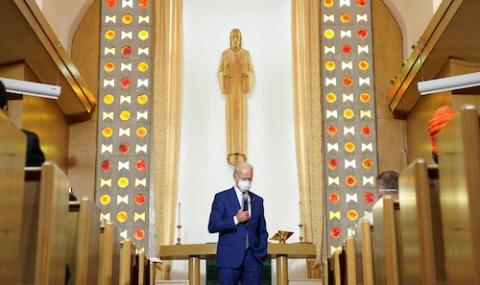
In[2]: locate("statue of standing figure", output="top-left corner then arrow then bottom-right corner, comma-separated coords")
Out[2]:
217,28 -> 255,166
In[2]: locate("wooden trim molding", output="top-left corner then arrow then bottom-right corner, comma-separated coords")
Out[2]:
150,0 -> 183,257
291,0 -> 325,267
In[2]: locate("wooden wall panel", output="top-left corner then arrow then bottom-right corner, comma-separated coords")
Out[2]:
69,0 -> 100,200
372,0 -> 405,173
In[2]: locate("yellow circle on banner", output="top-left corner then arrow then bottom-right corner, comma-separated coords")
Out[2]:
344,142 -> 356,153
117,211 -> 128,223
360,92 -> 371,103
102,127 -> 113,138
325,60 -> 336,71
326,93 -> 337,103
343,108 -> 354,119
347,209 -> 358,221
118,177 -> 129,188
324,0 -> 334,7
99,194 -> 111,206
359,60 -> 369,70
136,127 -> 147,137
138,62 -> 149,72
340,13 -> 351,23
103,94 -> 114,104
122,14 -> 133,24
104,62 -> 115,72
105,30 -> 115,40
138,30 -> 149,40
137,94 -> 148,105
324,29 -> 335,39
119,110 -> 131,121
362,158 -> 373,169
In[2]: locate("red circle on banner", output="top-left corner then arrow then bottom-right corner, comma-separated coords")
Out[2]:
119,143 -> 129,154
364,192 -> 375,203
329,192 -> 340,203
135,194 -> 145,205
358,28 -> 368,39
101,160 -> 111,171
106,0 -> 116,8
331,227 -> 341,238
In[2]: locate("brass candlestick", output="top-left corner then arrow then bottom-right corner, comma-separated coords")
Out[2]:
298,223 -> 304,242
176,224 -> 182,245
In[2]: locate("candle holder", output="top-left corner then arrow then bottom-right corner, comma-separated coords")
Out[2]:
298,223 -> 304,242
176,224 -> 182,245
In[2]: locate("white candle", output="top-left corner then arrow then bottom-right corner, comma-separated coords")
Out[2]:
298,200 -> 302,224
177,202 -> 182,225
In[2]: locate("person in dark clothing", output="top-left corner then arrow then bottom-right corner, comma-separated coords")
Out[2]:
0,80 -> 45,166
377,171 -> 399,203
22,129 -> 45,166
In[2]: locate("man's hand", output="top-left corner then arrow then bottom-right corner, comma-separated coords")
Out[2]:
236,210 -> 249,223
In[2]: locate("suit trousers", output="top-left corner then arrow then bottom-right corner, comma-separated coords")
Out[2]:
218,249 -> 262,285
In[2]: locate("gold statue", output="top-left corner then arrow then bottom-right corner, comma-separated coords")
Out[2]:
218,28 -> 255,166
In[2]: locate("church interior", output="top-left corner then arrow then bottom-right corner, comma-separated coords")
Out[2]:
1,0 -> 479,284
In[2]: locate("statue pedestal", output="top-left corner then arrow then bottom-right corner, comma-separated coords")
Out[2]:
159,242 -> 316,285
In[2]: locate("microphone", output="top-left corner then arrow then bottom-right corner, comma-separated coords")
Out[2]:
242,194 -> 249,212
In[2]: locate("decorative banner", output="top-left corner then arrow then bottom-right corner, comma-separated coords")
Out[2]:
96,0 -> 153,251
320,0 -> 378,254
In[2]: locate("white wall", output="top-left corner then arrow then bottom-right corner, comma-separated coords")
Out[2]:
175,0 -> 303,283
35,0 -> 94,53
383,0 -> 439,59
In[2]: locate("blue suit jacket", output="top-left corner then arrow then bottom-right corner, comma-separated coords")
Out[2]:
208,188 -> 268,268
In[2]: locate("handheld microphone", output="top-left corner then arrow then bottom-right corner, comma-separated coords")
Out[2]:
242,194 -> 249,212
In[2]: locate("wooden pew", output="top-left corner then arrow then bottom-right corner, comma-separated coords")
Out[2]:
332,250 -> 341,285
119,239 -> 135,285
19,167 -> 42,285
0,112 -> 26,285
17,162 -> 71,285
438,105 -> 480,284
345,236 -> 356,285
322,260 -> 329,285
354,218 -> 374,285
67,197 -> 101,285
325,235 -> 357,285
398,160 -> 445,285
119,240 -> 153,285
34,162 -> 70,285
372,196 -> 400,285
137,251 -> 149,285
360,220 -> 374,285
98,221 -> 120,285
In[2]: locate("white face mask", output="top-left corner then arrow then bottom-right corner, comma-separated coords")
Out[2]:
237,179 -> 252,192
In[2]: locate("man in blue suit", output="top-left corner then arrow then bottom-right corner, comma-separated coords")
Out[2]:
208,162 -> 268,285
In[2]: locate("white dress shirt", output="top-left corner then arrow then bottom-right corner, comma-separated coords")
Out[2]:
233,185 -> 252,225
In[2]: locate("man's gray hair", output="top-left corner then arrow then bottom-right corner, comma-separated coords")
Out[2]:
377,171 -> 399,190
233,162 -> 253,177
